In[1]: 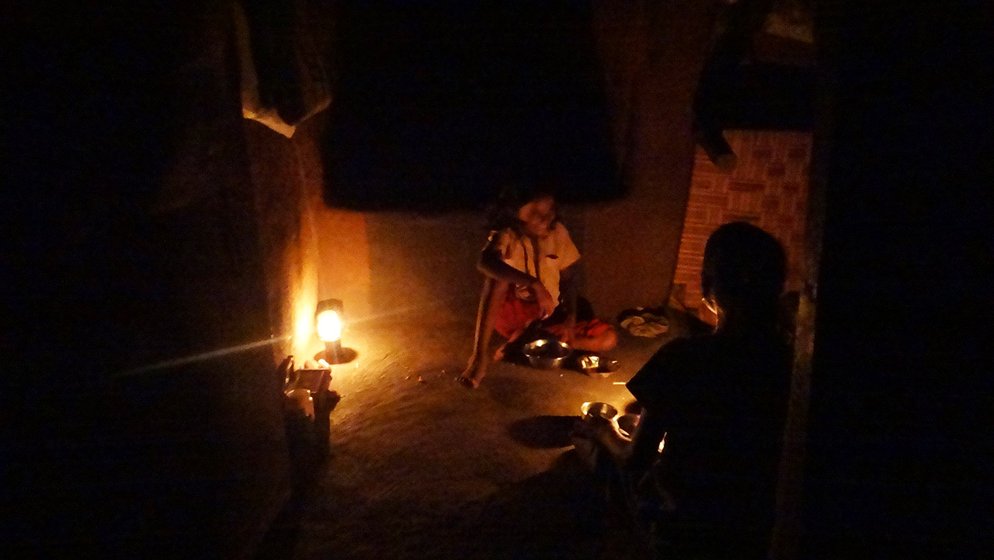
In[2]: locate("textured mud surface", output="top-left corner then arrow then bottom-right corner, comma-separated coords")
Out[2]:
268,318 -> 672,559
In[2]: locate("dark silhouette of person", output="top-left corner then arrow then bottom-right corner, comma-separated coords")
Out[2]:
574,221 -> 792,558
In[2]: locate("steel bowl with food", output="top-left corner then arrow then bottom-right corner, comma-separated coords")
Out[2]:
577,354 -> 621,376
522,338 -> 571,369
580,401 -> 619,421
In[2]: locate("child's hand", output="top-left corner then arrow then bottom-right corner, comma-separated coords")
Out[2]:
532,282 -> 556,318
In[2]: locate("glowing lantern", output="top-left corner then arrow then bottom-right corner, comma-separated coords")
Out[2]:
315,299 -> 345,363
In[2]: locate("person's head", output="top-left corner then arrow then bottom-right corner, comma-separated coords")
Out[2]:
701,222 -> 786,325
487,182 -> 559,238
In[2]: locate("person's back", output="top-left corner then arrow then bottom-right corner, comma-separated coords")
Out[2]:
624,222 -> 792,558
628,329 -> 790,557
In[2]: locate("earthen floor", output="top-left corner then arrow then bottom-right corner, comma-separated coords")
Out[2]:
260,314 -> 684,559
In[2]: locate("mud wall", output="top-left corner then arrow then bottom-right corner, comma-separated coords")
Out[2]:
5,3 -> 318,556
581,0 -> 721,317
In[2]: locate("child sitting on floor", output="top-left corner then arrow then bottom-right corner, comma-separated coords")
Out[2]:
459,184 -> 617,388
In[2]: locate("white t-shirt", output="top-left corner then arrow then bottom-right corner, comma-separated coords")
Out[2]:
490,222 -> 581,304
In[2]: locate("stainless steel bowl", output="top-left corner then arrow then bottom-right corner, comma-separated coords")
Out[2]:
615,413 -> 640,440
577,354 -> 601,374
580,401 -> 619,421
522,338 -> 571,369
577,354 -> 621,376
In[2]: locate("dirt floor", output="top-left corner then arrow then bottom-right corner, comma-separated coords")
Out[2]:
256,312 -> 688,559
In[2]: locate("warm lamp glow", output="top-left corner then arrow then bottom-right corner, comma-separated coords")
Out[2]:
315,299 -> 354,364
316,309 -> 343,342
294,300 -> 315,352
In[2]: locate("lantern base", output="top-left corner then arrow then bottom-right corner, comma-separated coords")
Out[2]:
316,347 -> 357,365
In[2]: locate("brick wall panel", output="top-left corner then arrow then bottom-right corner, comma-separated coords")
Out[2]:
674,130 -> 812,316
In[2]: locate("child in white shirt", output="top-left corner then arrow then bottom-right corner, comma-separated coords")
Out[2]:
459,186 -> 617,388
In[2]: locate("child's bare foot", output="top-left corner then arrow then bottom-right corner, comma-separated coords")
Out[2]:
458,360 -> 487,389
457,375 -> 481,389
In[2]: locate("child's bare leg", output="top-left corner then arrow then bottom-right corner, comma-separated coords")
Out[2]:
493,325 -> 529,362
460,278 -> 509,388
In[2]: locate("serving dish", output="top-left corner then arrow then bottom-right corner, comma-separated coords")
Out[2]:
522,338 -> 571,369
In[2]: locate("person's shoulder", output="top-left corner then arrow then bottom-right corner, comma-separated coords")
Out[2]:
488,227 -> 520,246
627,335 -> 709,397
635,335 -> 713,378
715,330 -> 790,362
654,334 -> 713,362
484,228 -> 520,260
491,226 -> 518,239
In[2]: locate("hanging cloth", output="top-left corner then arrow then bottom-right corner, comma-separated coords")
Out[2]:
233,0 -> 332,138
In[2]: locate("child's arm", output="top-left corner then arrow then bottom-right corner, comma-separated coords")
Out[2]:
477,237 -> 556,317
